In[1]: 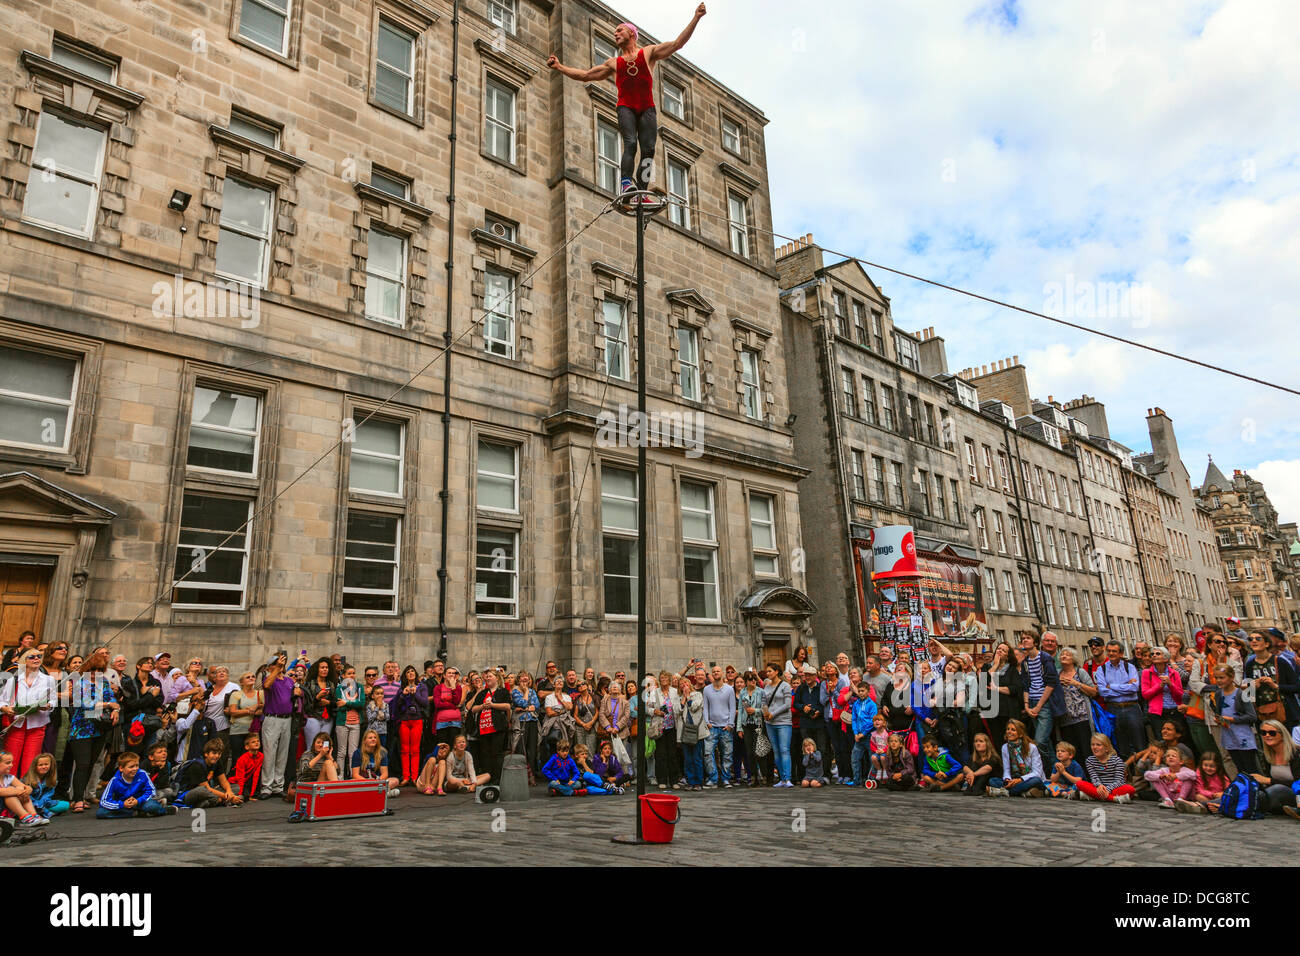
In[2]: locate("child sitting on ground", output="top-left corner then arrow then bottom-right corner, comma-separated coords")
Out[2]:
572,743 -> 615,794
231,732 -> 264,801
145,743 -> 177,805
800,737 -> 827,788
1045,742 -> 1085,798
542,741 -> 606,795
1077,733 -> 1136,803
22,753 -> 69,818
591,740 -> 631,789
176,739 -> 242,808
1144,745 -> 1196,808
919,735 -> 965,792
416,742 -> 451,795
868,714 -> 890,785
0,750 -> 47,827
962,732 -> 1002,795
98,752 -> 175,818
1176,750 -> 1231,815
882,732 -> 917,791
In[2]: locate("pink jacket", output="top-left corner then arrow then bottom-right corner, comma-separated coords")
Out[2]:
1140,666 -> 1184,715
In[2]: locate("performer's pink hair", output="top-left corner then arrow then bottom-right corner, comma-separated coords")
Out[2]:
616,22 -> 638,40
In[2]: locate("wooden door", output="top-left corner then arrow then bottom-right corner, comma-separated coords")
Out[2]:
0,563 -> 51,654
762,635 -> 790,673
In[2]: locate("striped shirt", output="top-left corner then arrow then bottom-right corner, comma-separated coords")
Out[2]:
1085,754 -> 1126,790
1024,653 -> 1044,699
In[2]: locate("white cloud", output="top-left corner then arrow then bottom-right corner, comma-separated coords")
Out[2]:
616,0 -> 1300,520
1250,461 -> 1300,528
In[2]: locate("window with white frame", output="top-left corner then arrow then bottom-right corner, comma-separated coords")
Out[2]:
593,34 -> 616,64
1045,526 -> 1059,564
677,326 -> 700,401
964,439 -> 978,481
603,299 -> 629,380
187,386 -> 261,475
1082,590 -> 1094,627
750,492 -> 779,576
1009,517 -> 1022,556
1041,584 -> 1056,625
917,469 -> 932,516
483,267 -> 516,357
1003,570 -> 1016,612
487,0 -> 517,35
984,568 -> 998,611
51,39 -> 117,82
841,367 -> 857,417
681,481 -> 719,621
832,292 -> 849,338
933,474 -> 947,520
343,511 -> 400,613
661,77 -> 686,120
349,417 -> 404,496
229,111 -> 280,148
596,118 -> 620,193
1018,573 -> 1032,614
602,466 -> 638,616
950,479 -> 963,522
982,445 -> 996,486
0,346 -> 79,453
851,450 -> 866,500
860,376 -> 877,424
889,461 -> 905,507
852,300 -> 869,346
365,227 -> 407,326
1057,586 -> 1069,627
880,386 -> 896,431
172,494 -> 253,608
722,116 -> 743,155
475,526 -> 518,617
375,19 -> 416,114
727,191 -> 750,257
740,348 -> 762,419
1031,523 -> 1045,561
992,511 -> 1007,553
484,77 -> 517,163
238,0 -> 292,55
24,112 -> 106,238
895,334 -> 920,371
215,178 -> 274,287
476,439 -> 518,511
667,157 -> 691,228
975,509 -> 990,550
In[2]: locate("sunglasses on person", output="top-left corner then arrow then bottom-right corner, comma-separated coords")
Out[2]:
1261,730 -> 1281,737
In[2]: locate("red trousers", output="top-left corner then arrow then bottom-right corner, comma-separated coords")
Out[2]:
1077,781 -> 1137,802
399,720 -> 422,781
3,724 -> 46,778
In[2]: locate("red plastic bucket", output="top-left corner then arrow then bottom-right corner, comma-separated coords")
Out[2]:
639,793 -> 681,843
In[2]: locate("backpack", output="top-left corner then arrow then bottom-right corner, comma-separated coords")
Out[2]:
1218,772 -> 1263,820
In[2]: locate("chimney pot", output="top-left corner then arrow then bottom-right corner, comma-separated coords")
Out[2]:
1012,355 -> 1019,365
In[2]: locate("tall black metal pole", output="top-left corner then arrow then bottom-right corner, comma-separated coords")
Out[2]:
634,195 -> 648,840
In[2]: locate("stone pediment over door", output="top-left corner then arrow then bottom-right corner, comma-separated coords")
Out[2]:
0,472 -> 116,649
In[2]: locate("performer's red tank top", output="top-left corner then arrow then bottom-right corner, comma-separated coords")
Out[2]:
616,48 -> 655,111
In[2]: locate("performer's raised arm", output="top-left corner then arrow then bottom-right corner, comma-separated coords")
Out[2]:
648,4 -> 707,64
546,54 -> 614,84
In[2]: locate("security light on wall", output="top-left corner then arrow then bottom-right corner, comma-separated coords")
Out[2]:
168,189 -> 192,234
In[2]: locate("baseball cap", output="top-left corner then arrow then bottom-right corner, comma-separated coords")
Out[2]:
1087,636 -> 1105,646
1227,617 -> 1240,625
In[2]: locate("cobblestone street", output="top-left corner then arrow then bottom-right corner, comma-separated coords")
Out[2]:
5,786 -> 1295,867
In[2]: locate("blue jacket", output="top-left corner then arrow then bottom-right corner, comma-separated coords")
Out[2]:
921,747 -> 964,779
99,769 -> 156,810
542,754 -> 579,784
849,695 -> 878,737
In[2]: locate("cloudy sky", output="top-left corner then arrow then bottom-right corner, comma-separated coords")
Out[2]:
618,0 -> 1300,520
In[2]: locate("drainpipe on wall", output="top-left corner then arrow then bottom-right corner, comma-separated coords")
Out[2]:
435,0 -> 461,662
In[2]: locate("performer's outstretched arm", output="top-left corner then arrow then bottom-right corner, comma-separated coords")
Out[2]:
648,3 -> 707,64
546,55 -> 615,83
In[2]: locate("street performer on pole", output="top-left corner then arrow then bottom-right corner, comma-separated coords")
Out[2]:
548,4 -> 707,200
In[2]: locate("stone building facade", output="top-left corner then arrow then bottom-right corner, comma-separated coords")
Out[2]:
1123,462 -> 1181,638
0,0 -> 814,673
1131,408 -> 1233,636
780,239 -> 1110,658
955,365 -> 1114,653
778,239 -> 976,660
1197,462 -> 1298,633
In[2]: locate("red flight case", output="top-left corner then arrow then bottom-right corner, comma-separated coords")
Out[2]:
291,779 -> 390,821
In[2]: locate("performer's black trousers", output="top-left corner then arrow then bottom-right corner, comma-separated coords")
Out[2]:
618,105 -> 658,189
